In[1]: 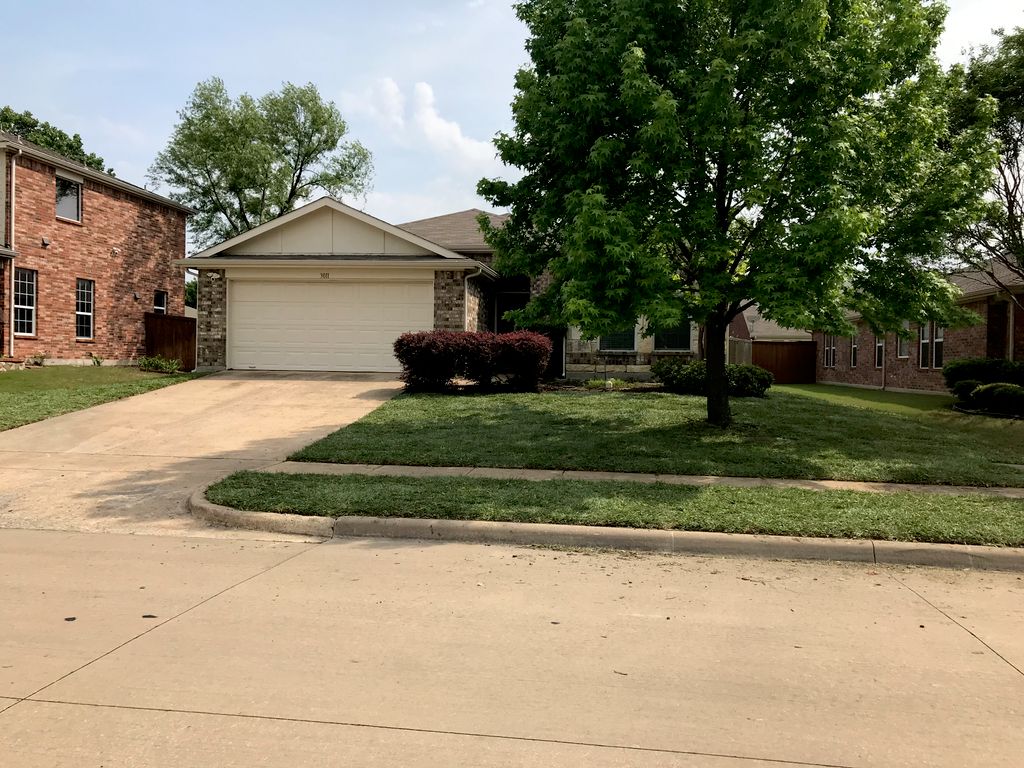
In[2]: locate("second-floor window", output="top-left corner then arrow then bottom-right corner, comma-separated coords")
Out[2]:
56,177 -> 82,222
154,290 -> 168,315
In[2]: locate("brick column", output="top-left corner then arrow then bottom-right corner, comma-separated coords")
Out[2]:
197,269 -> 227,369
433,270 -> 466,331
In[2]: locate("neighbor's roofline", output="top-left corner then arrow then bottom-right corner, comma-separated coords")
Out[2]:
0,133 -> 194,215
189,197 -> 472,261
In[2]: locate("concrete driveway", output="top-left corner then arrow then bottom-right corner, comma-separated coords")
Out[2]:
0,371 -> 400,536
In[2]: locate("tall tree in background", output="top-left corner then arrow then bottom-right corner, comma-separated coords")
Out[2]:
950,27 -> 1024,307
150,78 -> 373,249
0,107 -> 109,172
479,0 -> 995,425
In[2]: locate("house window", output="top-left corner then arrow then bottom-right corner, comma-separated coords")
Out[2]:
850,335 -> 858,368
874,336 -> 884,369
654,321 -> 691,351
154,290 -> 168,315
933,326 -> 944,369
56,177 -> 82,222
76,279 -> 95,339
599,327 -> 636,351
919,323 -> 931,368
14,268 -> 37,336
897,320 -> 910,358
823,334 -> 837,368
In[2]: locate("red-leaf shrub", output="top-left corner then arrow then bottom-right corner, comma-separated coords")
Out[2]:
393,330 -> 552,392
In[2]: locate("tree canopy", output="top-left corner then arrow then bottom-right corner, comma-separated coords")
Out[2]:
150,78 -> 373,249
950,26 -> 1024,305
479,0 -> 996,424
0,107 -> 109,172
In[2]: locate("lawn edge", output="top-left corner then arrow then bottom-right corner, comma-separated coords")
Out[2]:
189,485 -> 1024,572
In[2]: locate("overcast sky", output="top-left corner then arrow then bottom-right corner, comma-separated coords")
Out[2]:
5,0 -> 1022,231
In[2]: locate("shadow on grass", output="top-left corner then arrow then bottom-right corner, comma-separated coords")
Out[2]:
290,390 -> 1024,486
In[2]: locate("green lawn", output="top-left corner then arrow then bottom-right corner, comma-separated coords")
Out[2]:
292,389 -> 1024,487
0,366 -> 199,431
208,471 -> 1024,547
776,384 -> 954,416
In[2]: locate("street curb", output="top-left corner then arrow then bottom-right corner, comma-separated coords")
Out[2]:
188,488 -> 1024,572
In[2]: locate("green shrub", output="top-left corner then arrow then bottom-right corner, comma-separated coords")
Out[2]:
951,379 -> 982,403
970,383 -> 1024,417
137,355 -> 182,374
943,358 -> 1024,390
652,359 -> 774,398
584,378 -> 630,390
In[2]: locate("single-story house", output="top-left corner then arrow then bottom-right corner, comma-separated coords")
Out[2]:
0,132 -> 190,366
186,198 -> 703,376
813,266 -> 1023,392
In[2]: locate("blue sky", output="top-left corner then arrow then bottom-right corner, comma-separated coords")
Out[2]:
4,0 -> 1021,232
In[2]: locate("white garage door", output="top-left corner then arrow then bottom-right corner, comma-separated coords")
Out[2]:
228,280 -> 434,372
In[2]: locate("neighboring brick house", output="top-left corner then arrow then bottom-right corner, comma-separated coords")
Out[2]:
0,132 -> 190,365
813,267 -> 1024,393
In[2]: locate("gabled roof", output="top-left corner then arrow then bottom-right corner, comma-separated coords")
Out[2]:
399,208 -> 508,253
949,262 -> 1023,300
189,197 -> 471,261
0,131 -> 193,215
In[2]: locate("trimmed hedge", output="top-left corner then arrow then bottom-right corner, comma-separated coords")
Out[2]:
970,383 -> 1024,418
651,358 -> 774,398
943,358 -> 1024,390
951,379 -> 983,404
394,330 -> 552,393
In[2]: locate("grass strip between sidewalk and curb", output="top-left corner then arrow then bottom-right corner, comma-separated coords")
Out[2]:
207,471 -> 1024,548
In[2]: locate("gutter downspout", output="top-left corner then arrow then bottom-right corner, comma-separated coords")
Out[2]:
1010,297 -> 1016,362
8,149 -> 19,359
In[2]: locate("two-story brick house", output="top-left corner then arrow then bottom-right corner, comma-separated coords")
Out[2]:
0,132 -> 190,365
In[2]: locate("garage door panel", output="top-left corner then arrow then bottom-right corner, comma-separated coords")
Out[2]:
228,280 -> 434,372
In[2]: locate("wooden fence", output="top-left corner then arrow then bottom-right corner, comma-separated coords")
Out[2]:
144,312 -> 197,371
752,340 -> 817,384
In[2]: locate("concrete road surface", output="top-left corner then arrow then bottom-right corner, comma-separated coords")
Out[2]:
0,371 -> 399,537
2,529 -> 1022,767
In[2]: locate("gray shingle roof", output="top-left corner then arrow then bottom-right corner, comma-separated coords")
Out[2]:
398,209 -> 508,254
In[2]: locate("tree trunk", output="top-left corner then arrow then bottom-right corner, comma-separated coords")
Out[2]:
704,317 -> 732,427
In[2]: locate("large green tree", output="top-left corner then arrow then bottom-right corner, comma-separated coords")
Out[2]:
0,107 -> 109,172
150,78 -> 373,249
950,27 -> 1024,307
479,0 -> 995,425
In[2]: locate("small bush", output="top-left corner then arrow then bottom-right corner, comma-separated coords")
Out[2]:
137,355 -> 182,374
652,359 -> 774,398
585,378 -> 631,390
943,358 -> 1024,390
394,330 -> 552,393
970,383 -> 1024,417
951,379 -> 982,403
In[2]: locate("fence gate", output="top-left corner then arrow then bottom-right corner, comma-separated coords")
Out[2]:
751,340 -> 817,384
144,313 -> 197,371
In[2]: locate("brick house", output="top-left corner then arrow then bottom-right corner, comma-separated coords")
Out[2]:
813,268 -> 1024,393
0,132 -> 190,366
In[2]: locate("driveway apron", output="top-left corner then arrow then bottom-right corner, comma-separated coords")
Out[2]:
0,371 -> 399,536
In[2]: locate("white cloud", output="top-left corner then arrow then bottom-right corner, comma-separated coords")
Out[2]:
410,82 -> 500,173
340,77 -> 407,137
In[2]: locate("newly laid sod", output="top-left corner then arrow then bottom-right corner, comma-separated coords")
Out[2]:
208,471 -> 1024,547
0,366 -> 198,431
292,390 -> 1024,486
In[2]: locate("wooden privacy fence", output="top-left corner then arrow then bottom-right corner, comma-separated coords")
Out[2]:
752,340 -> 817,384
144,312 -> 197,371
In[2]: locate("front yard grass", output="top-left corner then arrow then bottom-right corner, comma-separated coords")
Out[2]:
0,366 -> 199,431
291,389 -> 1024,487
208,471 -> 1024,547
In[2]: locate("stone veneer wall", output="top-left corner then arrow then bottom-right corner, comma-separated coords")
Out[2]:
433,270 -> 466,331
197,270 -> 227,369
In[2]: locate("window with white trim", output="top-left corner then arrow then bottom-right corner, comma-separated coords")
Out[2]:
874,336 -> 884,369
850,335 -> 858,368
933,326 -> 944,369
153,290 -> 168,315
56,177 -> 82,222
897,320 -> 910,358
75,279 -> 95,340
599,327 -> 636,351
823,334 -> 837,368
919,323 -> 931,368
14,268 -> 37,336
653,321 -> 691,351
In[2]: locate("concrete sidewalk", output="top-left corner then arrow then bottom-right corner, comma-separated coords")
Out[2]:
2,528 -> 1023,767
267,460 -> 1024,498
